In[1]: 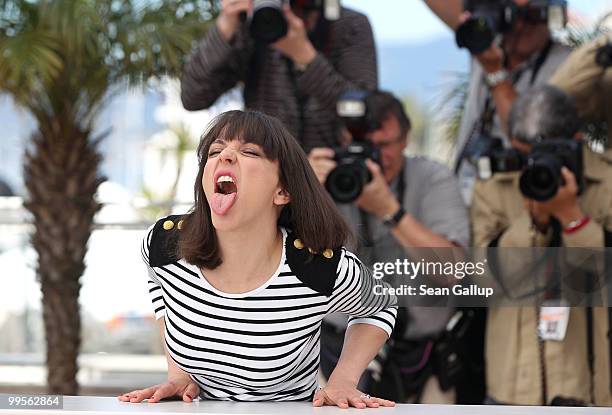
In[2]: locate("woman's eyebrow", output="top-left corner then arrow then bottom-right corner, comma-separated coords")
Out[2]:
211,138 -> 227,145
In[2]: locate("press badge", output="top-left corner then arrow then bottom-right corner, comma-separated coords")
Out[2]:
538,302 -> 570,341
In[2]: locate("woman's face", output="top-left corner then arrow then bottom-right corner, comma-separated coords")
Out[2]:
202,138 -> 289,231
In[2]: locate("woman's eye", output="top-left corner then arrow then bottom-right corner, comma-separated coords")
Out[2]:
242,149 -> 260,156
208,150 -> 221,157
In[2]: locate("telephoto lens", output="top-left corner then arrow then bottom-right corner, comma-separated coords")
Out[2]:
456,15 -> 497,55
519,139 -> 583,201
326,90 -> 382,203
519,156 -> 562,201
250,0 -> 288,43
326,145 -> 376,203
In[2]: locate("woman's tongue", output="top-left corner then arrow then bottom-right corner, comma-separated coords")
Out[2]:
211,191 -> 237,216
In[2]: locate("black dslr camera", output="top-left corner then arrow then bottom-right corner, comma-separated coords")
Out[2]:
519,139 -> 584,201
248,0 -> 340,43
471,137 -> 525,180
325,90 -> 381,203
475,137 -> 584,201
456,0 -> 567,55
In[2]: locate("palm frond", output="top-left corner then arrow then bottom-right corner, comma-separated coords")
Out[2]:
0,0 -> 215,128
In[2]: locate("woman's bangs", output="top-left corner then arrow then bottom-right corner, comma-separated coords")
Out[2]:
208,112 -> 281,161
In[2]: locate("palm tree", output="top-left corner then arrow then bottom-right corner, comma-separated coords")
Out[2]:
140,122 -> 197,220
0,0 -> 216,395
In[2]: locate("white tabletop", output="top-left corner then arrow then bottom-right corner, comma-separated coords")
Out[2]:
0,396 -> 610,415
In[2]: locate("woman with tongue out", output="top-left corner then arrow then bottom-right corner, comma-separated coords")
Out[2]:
119,110 -> 397,408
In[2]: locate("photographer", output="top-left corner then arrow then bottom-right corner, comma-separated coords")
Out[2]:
309,91 -> 473,403
550,32 -> 612,156
471,85 -> 612,406
180,0 -> 377,151
424,0 -> 571,204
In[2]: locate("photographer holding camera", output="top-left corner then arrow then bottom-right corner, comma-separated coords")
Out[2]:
180,0 -> 377,151
309,91 -> 473,404
424,0 -> 571,204
471,85 -> 612,406
550,32 -> 612,156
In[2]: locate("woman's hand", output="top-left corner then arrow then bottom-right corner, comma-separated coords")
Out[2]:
117,378 -> 200,403
313,378 -> 395,409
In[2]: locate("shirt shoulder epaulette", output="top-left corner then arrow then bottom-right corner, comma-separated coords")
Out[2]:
149,214 -> 185,267
284,231 -> 342,297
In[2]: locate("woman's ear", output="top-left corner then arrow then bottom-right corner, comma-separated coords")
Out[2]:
274,188 -> 291,206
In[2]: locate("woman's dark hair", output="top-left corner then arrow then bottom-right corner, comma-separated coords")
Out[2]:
178,110 -> 353,269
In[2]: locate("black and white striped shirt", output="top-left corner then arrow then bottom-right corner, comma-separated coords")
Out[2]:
142,227 -> 397,401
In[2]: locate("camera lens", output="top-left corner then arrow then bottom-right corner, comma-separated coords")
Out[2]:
326,164 -> 368,203
250,0 -> 288,43
455,16 -> 495,55
519,157 -> 561,201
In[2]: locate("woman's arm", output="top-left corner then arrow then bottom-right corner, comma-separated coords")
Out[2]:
327,323 -> 388,387
315,323 -> 394,409
316,250 -> 397,408
157,319 -> 192,382
118,318 -> 200,403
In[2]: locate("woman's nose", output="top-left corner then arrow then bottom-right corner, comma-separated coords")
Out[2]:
219,147 -> 236,163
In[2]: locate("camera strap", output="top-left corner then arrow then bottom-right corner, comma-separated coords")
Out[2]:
283,13 -> 333,148
285,58 -> 309,146
457,40 -> 555,172
358,162 -> 405,249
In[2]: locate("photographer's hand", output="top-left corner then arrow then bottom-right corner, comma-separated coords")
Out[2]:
458,12 -> 516,134
271,4 -> 316,66
217,0 -> 251,42
457,12 -> 504,74
544,167 -> 584,227
356,159 -> 399,218
308,148 -> 336,185
525,167 -> 584,229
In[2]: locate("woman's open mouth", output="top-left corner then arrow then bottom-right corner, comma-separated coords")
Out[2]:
211,173 -> 238,216
216,175 -> 237,195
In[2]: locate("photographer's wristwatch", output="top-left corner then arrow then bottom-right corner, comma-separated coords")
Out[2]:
382,207 -> 406,229
484,69 -> 510,88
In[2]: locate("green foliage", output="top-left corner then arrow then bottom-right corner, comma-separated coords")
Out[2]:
400,95 -> 428,153
0,0 -> 217,128
434,70 -> 470,150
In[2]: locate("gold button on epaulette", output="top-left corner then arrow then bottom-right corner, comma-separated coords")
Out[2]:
163,220 -> 174,230
293,239 -> 304,249
322,249 -> 334,259
177,220 -> 184,230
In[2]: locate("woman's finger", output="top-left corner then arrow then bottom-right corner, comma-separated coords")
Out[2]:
182,382 -> 200,402
148,383 -> 177,403
312,389 -> 325,407
117,391 -> 138,402
371,396 -> 396,407
348,395 -> 367,409
126,389 -> 144,402
335,397 -> 349,409
362,396 -> 380,408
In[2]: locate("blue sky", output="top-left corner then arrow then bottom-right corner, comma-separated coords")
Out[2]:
343,0 -> 612,44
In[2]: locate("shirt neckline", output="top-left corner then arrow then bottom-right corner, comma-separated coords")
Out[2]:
194,228 -> 287,299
